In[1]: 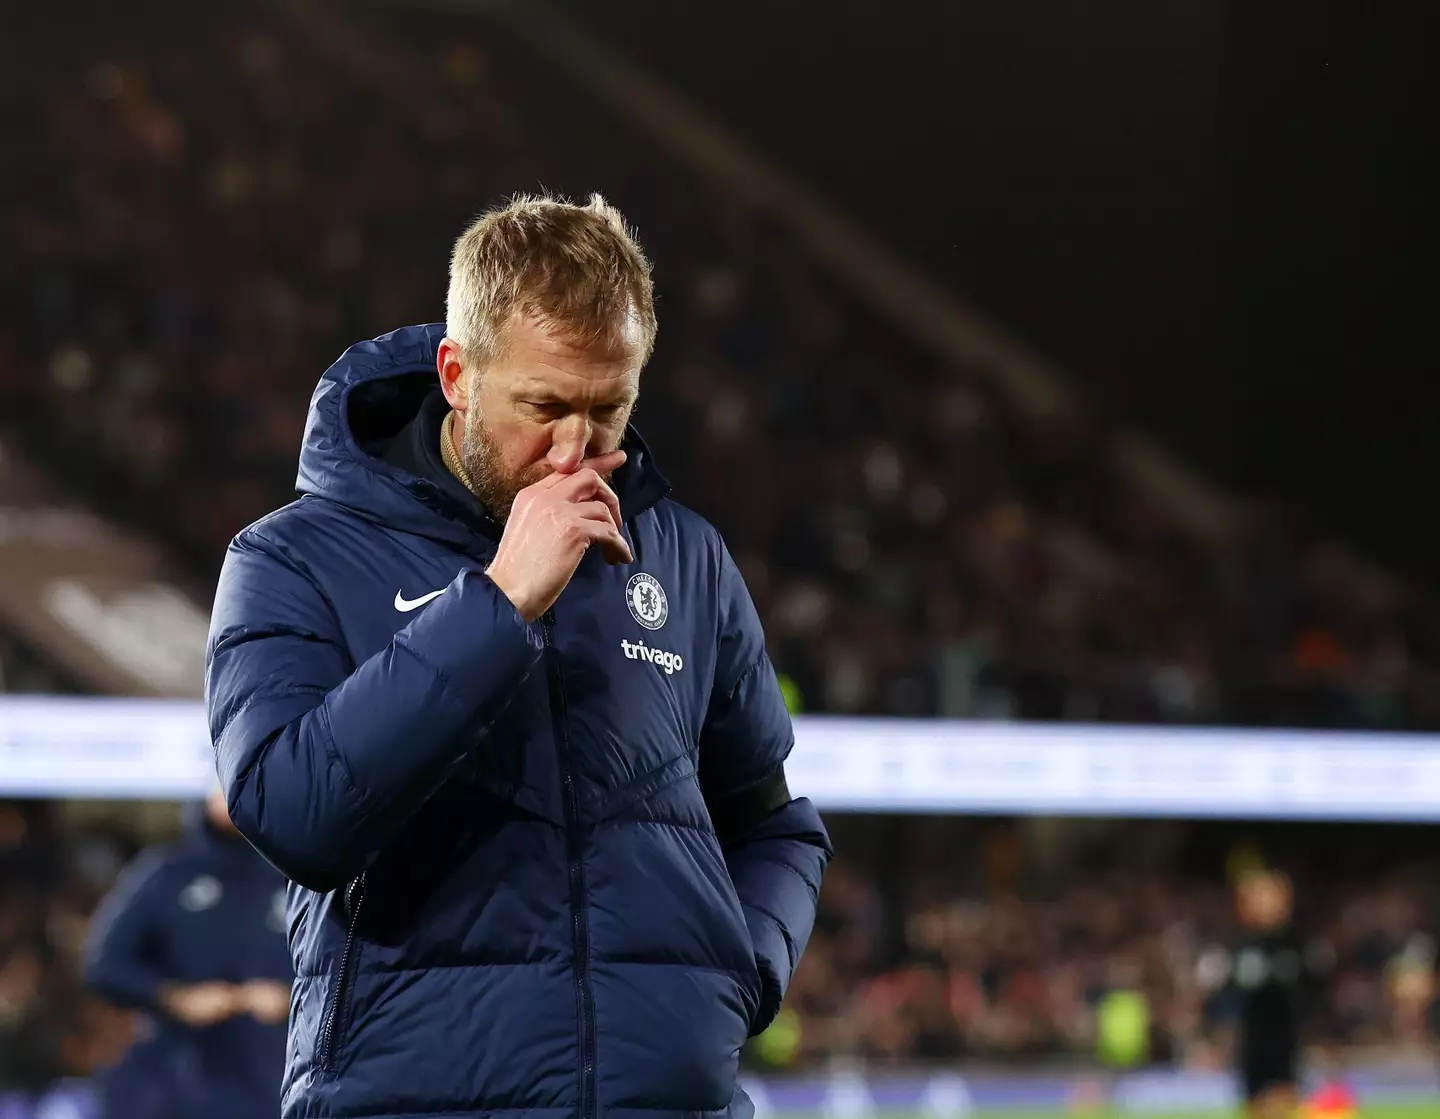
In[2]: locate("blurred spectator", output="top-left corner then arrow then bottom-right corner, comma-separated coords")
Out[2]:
82,792 -> 291,1119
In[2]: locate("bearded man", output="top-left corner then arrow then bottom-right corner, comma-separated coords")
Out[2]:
204,194 -> 831,1119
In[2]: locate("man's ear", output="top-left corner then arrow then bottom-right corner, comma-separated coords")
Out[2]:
437,338 -> 469,410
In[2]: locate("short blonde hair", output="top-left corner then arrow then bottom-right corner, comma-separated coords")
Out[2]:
446,193 -> 657,368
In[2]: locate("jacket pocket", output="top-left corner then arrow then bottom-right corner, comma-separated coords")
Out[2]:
315,875 -> 366,1072
701,832 -> 765,1027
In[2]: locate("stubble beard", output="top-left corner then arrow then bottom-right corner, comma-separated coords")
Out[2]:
460,409 -> 529,524
459,409 -> 624,524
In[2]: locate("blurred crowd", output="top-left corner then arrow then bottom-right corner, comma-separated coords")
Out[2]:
0,634 -> 73,697
0,801 -> 137,1104
4,801 -> 1439,1108
4,0 -> 1440,726
766,819 -> 1440,1073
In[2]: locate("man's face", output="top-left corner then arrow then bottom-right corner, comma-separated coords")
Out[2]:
449,315 -> 641,520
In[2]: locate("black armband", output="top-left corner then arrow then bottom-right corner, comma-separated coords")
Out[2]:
705,766 -> 792,845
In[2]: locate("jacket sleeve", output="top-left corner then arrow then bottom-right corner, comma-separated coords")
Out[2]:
205,528 -> 545,893
699,542 -> 833,1036
83,850 -> 173,1012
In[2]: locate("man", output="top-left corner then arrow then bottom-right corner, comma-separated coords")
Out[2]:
205,194 -> 832,1119
83,789 -> 292,1119
1226,869 -> 1309,1119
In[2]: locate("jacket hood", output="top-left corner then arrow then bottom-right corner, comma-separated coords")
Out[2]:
295,324 -> 670,547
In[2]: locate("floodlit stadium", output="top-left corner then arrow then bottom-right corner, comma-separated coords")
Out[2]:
0,1 -> 1429,1117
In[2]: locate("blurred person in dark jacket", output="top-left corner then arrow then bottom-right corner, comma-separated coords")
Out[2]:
83,790 -> 292,1119
1226,869 -> 1309,1119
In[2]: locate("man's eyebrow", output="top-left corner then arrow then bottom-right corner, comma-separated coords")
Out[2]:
512,386 -> 636,404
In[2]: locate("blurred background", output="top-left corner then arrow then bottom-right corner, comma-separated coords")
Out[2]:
0,0 -> 1432,1115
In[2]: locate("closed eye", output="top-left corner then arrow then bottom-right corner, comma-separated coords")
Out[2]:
520,401 -> 630,422
522,401 -> 568,419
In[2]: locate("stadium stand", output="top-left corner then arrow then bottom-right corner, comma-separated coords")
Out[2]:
0,634 -> 72,697
2,799 -> 1438,1101
784,819 -> 1440,1071
3,0 -> 1438,728
3,3 -> 1438,1118
0,801 -> 136,1100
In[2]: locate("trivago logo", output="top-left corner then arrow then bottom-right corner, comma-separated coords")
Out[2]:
620,638 -> 684,675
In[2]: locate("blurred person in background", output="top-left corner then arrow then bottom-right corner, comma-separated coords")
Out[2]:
82,789 -> 291,1119
1227,869 -> 1308,1119
204,194 -> 829,1119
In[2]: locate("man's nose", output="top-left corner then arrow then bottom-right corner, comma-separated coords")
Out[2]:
547,414 -> 591,474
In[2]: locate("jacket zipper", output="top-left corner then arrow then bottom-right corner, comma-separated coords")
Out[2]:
317,873 -> 366,1071
542,609 -> 597,1119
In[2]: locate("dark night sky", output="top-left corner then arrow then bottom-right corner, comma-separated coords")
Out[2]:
548,0 -> 1434,579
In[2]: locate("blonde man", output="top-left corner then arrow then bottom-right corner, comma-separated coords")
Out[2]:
206,195 -> 831,1119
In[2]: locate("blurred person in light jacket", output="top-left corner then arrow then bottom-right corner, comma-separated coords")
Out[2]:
83,790 -> 292,1119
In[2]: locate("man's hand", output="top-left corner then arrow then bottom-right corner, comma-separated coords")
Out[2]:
486,449 -> 633,621
236,979 -> 291,1025
157,982 -> 241,1028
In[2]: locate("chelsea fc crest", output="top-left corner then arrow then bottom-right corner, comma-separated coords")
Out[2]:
625,572 -> 668,630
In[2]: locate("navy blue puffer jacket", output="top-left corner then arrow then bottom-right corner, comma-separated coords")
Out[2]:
205,325 -> 832,1119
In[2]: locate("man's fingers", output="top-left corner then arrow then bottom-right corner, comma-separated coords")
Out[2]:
598,536 -> 633,565
593,478 -> 624,535
574,511 -> 634,565
558,469 -> 624,535
553,468 -> 599,497
570,500 -> 615,524
581,449 -> 626,476
539,449 -> 627,489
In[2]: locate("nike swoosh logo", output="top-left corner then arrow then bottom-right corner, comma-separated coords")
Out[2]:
394,588 -> 446,612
